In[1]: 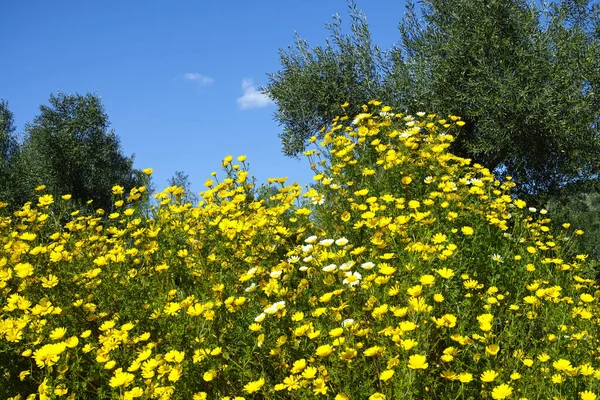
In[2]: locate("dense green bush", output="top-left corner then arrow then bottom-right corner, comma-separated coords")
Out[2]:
1,104 -> 598,399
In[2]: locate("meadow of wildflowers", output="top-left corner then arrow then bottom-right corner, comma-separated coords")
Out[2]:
0,102 -> 598,399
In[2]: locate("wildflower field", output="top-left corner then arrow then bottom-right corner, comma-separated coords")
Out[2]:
1,103 -> 598,399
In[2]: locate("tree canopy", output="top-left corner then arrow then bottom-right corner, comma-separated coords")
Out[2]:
264,0 -> 600,199
0,100 -> 20,205
1,93 -> 141,211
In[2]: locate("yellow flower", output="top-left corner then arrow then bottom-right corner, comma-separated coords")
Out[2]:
243,377 -> 265,393
316,344 -> 333,357
486,344 -> 500,356
461,226 -> 474,235
432,233 -> 447,244
109,369 -> 135,388
163,302 -> 181,316
399,321 -> 417,332
491,383 -> 513,399
364,346 -> 384,357
408,200 -> 420,209
579,364 -> 595,376
302,366 -> 318,379
291,359 -> 306,373
203,369 -> 217,381
282,374 -> 302,390
477,314 -> 493,331
291,312 -> 304,321
14,263 -> 34,279
124,387 -> 144,399
436,268 -> 455,279
400,339 -> 418,351
441,370 -> 457,380
54,383 -> 68,395
379,369 -> 394,381
222,155 -> 233,167
368,393 -> 386,400
248,323 -> 261,332
50,327 -> 67,341
143,168 -> 153,175
165,350 -> 185,363
41,274 -> 59,288
580,293 -> 594,303
82,344 -> 94,353
20,232 -> 37,241
537,353 -> 550,362
481,370 -> 499,382
339,347 -> 357,362
120,323 -> 135,332
420,274 -> 435,286
362,167 -> 376,176
442,314 -> 456,327
408,354 -> 428,370
64,336 -> 79,348
553,359 -> 572,371
99,320 -> 116,331
465,279 -> 481,290
513,199 -> 526,208
378,265 -> 396,275
407,285 -> 423,297
522,358 -> 534,367
580,391 -> 597,400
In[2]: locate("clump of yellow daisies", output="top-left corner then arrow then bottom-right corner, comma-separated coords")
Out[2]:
0,102 -> 598,399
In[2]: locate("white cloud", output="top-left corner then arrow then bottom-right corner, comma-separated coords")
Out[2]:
182,72 -> 214,86
236,79 -> 273,110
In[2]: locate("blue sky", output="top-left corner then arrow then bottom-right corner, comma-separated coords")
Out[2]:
2,0 -> 406,195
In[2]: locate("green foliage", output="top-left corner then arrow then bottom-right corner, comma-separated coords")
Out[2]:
0,100 -> 20,206
546,190 -> 600,261
265,0 -> 600,198
1,105 -> 598,399
0,99 -> 17,147
264,2 -> 392,158
15,92 -> 141,211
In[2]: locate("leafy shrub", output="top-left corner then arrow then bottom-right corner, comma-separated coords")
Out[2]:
0,103 -> 598,399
